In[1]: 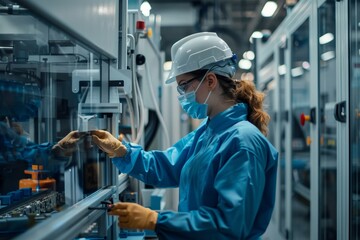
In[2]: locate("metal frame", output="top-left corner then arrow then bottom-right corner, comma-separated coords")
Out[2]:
272,45 -> 281,229
335,0 -> 350,239
284,29 -> 292,240
309,2 -> 319,239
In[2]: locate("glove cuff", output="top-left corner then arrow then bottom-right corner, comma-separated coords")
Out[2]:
108,143 -> 127,158
147,211 -> 158,230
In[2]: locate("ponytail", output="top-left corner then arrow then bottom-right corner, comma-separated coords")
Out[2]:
217,76 -> 270,136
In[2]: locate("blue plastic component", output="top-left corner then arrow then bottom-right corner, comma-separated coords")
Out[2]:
20,188 -> 32,197
0,195 -> 12,205
119,230 -> 145,239
150,189 -> 165,210
15,190 -> 24,199
8,191 -> 21,201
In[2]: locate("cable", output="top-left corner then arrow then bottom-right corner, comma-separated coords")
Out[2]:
144,62 -> 170,147
145,110 -> 159,150
134,77 -> 145,144
127,34 -> 140,141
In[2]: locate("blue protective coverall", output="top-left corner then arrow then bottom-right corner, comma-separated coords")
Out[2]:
112,103 -> 278,240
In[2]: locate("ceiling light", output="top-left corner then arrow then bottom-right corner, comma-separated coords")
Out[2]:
261,1 -> 278,17
302,61 -> 310,70
249,31 -> 263,43
239,59 -> 252,70
163,61 -> 172,71
241,72 -> 254,81
321,51 -> 335,61
98,6 -> 112,15
140,1 -> 151,17
291,67 -> 304,77
278,65 -> 286,75
243,51 -> 255,60
319,33 -> 334,45
251,31 -> 263,38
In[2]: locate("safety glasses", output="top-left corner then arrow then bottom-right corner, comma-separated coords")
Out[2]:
177,76 -> 199,95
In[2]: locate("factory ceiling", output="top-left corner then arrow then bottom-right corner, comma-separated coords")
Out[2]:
148,0 -> 291,73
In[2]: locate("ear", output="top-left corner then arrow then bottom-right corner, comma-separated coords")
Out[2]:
206,72 -> 218,90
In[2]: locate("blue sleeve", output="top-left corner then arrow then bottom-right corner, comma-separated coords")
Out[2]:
111,131 -> 196,188
155,149 -> 275,240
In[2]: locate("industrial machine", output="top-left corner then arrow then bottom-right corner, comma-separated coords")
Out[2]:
0,0 -> 167,239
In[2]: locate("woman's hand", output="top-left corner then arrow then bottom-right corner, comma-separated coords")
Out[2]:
108,202 -> 158,230
91,130 -> 127,158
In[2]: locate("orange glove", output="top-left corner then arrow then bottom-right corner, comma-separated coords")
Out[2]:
91,130 -> 127,158
108,202 -> 158,230
52,131 -> 83,156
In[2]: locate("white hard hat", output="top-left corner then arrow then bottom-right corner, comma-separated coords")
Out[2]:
165,32 -> 235,84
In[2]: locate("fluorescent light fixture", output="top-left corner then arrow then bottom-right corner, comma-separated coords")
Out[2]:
302,61 -> 310,70
278,64 -> 286,75
261,1 -> 278,17
319,33 -> 334,45
163,61 -> 172,71
140,1 -> 151,17
321,51 -> 335,61
243,51 -> 255,60
0,46 -> 13,49
291,67 -> 304,77
238,59 -> 252,70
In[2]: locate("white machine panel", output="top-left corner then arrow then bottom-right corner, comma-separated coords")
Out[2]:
16,0 -> 119,59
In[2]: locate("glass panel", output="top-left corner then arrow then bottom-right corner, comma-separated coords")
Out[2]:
318,1 -> 337,239
278,46 -> 287,237
259,54 -> 275,143
291,19 -> 310,239
0,5 -> 113,238
350,0 -> 360,238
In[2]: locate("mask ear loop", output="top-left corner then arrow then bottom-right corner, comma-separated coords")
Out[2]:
194,65 -> 224,104
194,68 -> 212,93
203,90 -> 212,104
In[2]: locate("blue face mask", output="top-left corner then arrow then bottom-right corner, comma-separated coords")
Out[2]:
177,74 -> 212,119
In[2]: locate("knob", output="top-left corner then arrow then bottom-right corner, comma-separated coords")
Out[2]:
300,113 -> 310,126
